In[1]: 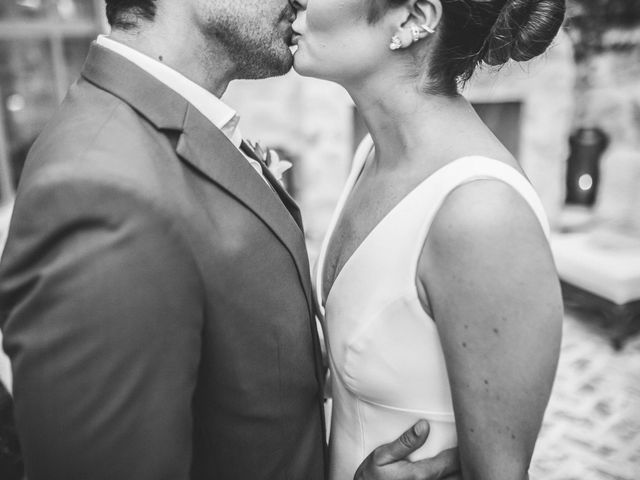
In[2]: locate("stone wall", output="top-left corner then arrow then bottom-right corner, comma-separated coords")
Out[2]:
580,47 -> 640,232
464,30 -> 576,224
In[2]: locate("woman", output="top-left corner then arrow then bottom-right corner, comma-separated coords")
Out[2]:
291,0 -> 565,478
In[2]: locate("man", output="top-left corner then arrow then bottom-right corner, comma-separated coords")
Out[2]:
0,381 -> 22,480
0,1 -> 458,478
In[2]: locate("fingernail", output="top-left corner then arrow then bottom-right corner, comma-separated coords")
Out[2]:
413,420 -> 428,437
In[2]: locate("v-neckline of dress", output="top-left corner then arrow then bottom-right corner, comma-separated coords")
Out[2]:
318,145 -> 371,308
316,139 -> 461,310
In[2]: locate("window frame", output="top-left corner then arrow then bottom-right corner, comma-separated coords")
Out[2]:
0,0 -> 106,204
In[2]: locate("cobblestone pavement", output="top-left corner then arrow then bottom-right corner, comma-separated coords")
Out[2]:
530,312 -> 640,480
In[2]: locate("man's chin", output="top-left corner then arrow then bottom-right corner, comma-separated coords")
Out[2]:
272,46 -> 295,75
243,50 -> 293,79
221,33 -> 294,80
274,51 -> 295,76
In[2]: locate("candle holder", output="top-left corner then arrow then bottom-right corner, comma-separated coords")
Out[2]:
565,127 -> 609,207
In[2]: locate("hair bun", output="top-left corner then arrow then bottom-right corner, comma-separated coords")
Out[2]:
482,0 -> 566,66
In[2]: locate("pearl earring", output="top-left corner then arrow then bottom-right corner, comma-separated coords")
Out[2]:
389,35 -> 402,50
411,25 -> 421,43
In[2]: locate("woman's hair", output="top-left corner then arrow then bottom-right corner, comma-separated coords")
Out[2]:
369,0 -> 566,95
105,0 -> 157,29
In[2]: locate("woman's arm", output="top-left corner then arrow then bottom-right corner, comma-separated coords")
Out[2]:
418,180 -> 563,480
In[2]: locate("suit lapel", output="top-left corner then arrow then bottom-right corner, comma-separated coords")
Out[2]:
177,106 -> 314,311
80,43 -> 314,315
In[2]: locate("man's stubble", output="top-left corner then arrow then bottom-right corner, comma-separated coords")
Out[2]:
199,2 -> 295,80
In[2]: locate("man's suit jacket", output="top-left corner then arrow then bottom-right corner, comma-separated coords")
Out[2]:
0,44 -> 326,480
0,381 -> 23,480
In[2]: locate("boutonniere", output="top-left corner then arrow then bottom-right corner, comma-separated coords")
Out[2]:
251,142 -> 293,185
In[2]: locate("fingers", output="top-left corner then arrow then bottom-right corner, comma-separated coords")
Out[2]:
373,420 -> 431,465
412,447 -> 461,479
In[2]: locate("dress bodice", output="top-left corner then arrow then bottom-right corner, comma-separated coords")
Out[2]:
316,135 -> 550,480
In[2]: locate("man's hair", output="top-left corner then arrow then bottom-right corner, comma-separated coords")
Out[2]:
105,0 -> 157,29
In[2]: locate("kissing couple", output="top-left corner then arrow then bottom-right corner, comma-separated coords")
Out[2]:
0,0 -> 566,479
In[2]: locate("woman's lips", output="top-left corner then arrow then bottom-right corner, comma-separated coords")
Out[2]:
290,27 -> 302,45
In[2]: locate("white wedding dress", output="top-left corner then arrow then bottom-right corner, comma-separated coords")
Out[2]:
316,135 -> 550,480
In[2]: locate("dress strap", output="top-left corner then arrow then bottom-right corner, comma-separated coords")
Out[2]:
408,156 -> 551,286
350,134 -> 374,179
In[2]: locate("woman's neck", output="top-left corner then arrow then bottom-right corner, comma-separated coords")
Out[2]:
346,77 -> 478,172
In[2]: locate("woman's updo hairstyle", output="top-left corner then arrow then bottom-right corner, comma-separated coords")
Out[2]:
368,0 -> 566,96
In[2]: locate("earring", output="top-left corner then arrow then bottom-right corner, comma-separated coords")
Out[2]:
391,24 -> 432,51
389,35 -> 402,51
411,25 -> 421,43
420,24 -> 435,34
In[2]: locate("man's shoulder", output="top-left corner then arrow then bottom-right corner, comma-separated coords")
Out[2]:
22,79 -> 178,199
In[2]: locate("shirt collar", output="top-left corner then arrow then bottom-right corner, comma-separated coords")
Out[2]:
96,35 -> 242,148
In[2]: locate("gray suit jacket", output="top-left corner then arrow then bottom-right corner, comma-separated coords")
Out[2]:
0,44 -> 326,480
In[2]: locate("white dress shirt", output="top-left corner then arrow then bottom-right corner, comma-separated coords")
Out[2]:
96,35 -> 267,181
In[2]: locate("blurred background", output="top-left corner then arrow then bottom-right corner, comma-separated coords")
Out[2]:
0,1 -> 639,479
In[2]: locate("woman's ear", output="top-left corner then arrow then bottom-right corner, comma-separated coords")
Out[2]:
388,0 -> 442,51
407,0 -> 442,33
